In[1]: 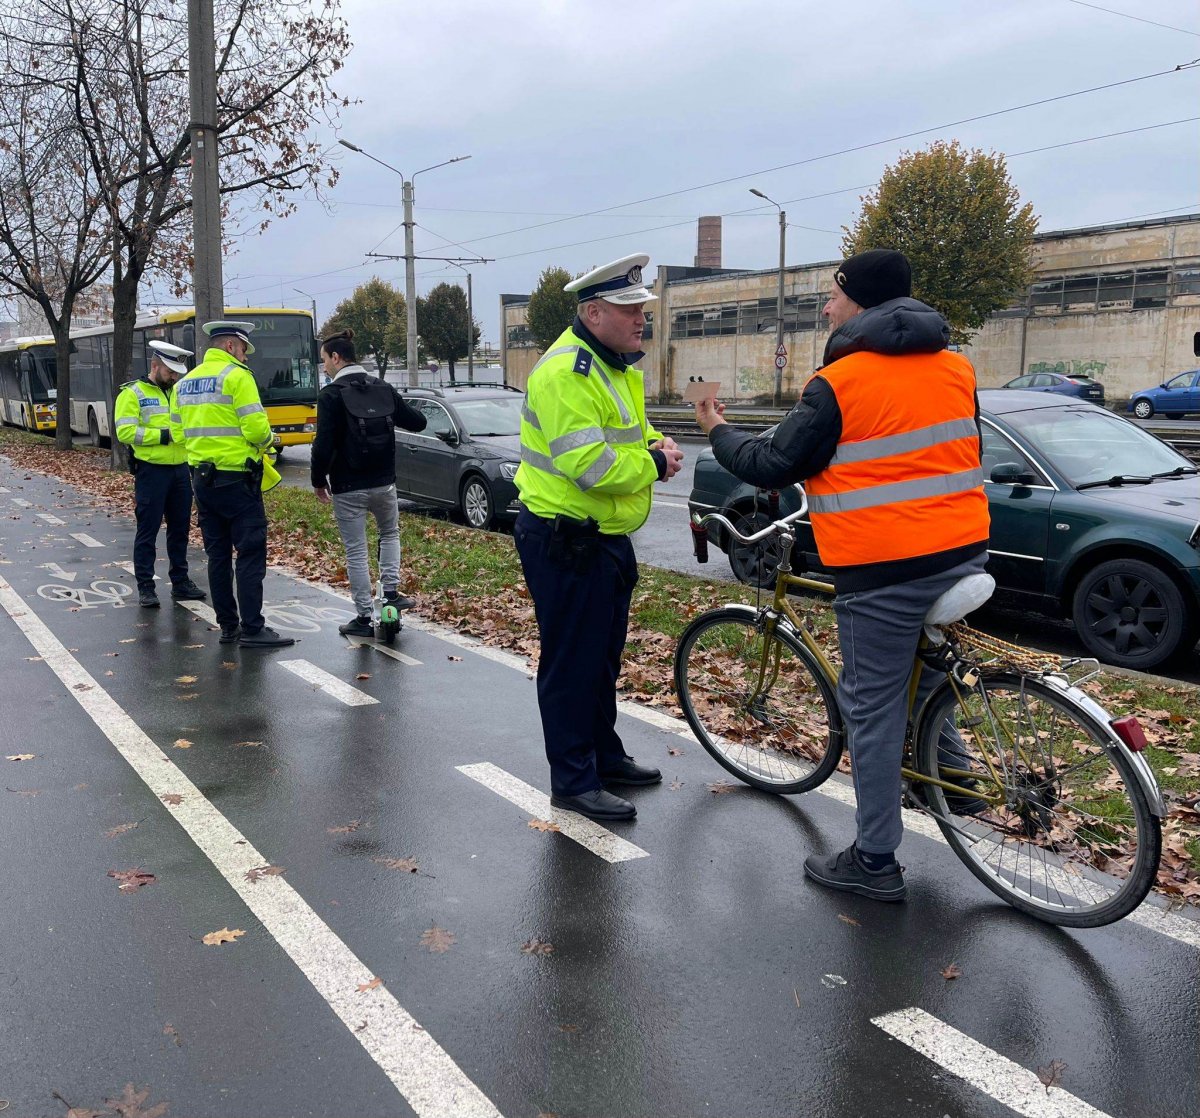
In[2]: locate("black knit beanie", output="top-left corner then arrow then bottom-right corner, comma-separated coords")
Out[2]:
834,249 -> 912,309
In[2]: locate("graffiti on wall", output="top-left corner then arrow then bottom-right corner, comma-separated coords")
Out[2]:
1028,359 -> 1107,378
736,365 -> 774,398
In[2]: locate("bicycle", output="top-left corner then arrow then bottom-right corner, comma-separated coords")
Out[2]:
676,487 -> 1165,928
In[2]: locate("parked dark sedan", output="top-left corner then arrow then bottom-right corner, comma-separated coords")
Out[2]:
688,391 -> 1200,670
1001,371 -> 1105,404
394,384 -> 523,528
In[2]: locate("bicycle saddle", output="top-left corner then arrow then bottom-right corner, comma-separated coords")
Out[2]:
924,572 -> 996,642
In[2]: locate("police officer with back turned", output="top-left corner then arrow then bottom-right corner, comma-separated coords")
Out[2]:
514,253 -> 684,822
171,320 -> 293,649
114,340 -> 207,609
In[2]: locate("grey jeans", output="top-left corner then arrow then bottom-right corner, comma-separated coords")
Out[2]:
833,553 -> 989,856
331,484 -> 401,616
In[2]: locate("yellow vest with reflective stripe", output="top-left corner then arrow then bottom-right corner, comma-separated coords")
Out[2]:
515,325 -> 663,535
171,348 -> 274,470
114,379 -> 186,465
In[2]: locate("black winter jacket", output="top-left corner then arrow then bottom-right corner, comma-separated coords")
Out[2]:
310,368 -> 427,494
707,298 -> 984,591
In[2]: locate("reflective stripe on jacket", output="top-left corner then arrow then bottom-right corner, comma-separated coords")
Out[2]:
170,348 -> 273,470
805,349 -> 989,568
114,379 -> 186,465
515,326 -> 663,535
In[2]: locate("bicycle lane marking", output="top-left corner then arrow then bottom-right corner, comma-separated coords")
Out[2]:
0,572 -> 503,1118
278,659 -> 379,707
873,1007 -> 1112,1118
70,532 -> 104,547
457,762 -> 650,864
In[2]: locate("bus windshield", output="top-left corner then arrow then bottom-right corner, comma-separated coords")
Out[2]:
26,346 -> 57,402
239,314 -> 318,405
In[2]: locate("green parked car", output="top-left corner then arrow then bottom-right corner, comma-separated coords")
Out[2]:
688,389 -> 1200,671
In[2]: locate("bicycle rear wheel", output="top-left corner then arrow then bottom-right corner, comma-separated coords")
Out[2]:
674,607 -> 843,793
914,672 -> 1161,927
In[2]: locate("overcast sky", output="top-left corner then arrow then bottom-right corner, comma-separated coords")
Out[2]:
187,0 -> 1200,346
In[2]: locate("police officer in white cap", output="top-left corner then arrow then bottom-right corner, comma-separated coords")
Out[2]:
514,253 -> 684,822
114,340 -> 207,609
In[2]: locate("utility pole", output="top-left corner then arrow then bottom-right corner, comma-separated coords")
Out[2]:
188,0 -> 224,331
402,178 -> 418,386
293,288 -> 318,326
448,261 -> 476,382
750,188 -> 787,407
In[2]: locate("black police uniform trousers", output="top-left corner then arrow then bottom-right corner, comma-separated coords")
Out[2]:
514,509 -> 639,797
191,472 -> 268,633
133,461 -> 194,591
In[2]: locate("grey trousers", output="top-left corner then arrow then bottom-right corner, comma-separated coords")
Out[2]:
834,553 -> 989,855
331,484 -> 401,616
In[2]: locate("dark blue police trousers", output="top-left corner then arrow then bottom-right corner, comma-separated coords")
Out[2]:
514,509 -> 639,797
192,475 -> 268,633
133,462 -> 194,590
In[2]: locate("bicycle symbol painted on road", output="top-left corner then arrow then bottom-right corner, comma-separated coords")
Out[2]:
261,600 -> 354,633
38,579 -> 134,609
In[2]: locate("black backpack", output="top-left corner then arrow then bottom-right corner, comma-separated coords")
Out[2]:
334,378 -> 397,472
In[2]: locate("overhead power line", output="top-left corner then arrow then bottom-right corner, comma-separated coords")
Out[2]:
1064,0 -> 1200,37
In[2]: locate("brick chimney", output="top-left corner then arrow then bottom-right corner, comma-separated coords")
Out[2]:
695,216 -> 722,268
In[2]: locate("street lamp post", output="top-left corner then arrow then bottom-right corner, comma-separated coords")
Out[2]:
447,261 -> 475,383
750,188 -> 786,407
293,287 -> 317,326
338,140 -> 471,387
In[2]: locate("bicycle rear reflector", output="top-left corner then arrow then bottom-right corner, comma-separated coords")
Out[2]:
1110,716 -> 1148,752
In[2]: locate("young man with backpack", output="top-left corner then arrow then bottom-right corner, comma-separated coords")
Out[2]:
311,330 -> 427,636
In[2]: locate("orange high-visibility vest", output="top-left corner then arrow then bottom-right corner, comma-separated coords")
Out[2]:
805,349 -> 989,569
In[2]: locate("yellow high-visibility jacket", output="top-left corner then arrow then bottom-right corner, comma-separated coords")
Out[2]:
516,324 -> 663,535
114,379 -> 186,465
170,347 -> 274,470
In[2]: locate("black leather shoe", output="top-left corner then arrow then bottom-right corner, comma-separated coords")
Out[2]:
171,580 -> 208,601
550,788 -> 636,821
219,625 -> 241,644
598,757 -> 662,786
803,845 -> 906,902
138,587 -> 160,609
238,626 -> 295,648
339,615 -> 375,637
383,591 -> 416,611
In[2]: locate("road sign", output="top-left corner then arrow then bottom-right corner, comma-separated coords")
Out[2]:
775,342 -> 787,357
775,355 -> 787,369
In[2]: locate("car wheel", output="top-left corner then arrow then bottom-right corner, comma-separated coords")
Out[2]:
87,409 -> 101,447
1071,558 -> 1192,670
460,474 -> 494,530
1132,399 -> 1154,419
726,509 -> 782,588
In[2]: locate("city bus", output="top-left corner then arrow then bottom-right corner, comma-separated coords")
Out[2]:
62,307 -> 320,448
0,336 -> 58,433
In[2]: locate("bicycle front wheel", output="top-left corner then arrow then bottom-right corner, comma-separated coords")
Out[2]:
674,608 -> 843,794
914,672 -> 1161,927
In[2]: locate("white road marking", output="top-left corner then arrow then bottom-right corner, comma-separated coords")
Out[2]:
13,497 -> 32,507
278,659 -> 379,706
457,762 -> 649,864
117,561 -> 159,582
70,532 -> 104,548
0,574 -> 501,1118
178,599 -> 218,624
344,634 -> 422,666
873,1007 -> 1112,1118
40,563 -> 77,582
0,485 -> 9,492
652,499 -> 691,510
37,512 -> 65,525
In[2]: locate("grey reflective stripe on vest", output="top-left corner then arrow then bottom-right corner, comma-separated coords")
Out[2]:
606,425 -> 645,445
548,426 -> 602,456
577,446 -> 616,490
592,364 -> 631,424
529,345 -> 581,375
828,417 -> 979,466
520,447 -> 564,476
521,402 -> 541,429
115,417 -> 137,428
236,402 -> 265,418
183,425 -> 243,438
808,468 -> 985,514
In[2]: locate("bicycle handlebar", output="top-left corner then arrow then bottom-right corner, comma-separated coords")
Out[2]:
690,484 -> 809,547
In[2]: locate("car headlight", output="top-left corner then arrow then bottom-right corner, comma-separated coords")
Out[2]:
500,462 -> 519,480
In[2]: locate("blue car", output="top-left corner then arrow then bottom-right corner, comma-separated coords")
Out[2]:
1002,371 -> 1105,403
1129,369 -> 1200,420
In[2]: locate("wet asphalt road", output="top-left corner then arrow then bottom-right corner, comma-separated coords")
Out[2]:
2,457 -> 1199,1118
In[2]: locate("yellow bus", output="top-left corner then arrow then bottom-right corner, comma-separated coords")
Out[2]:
0,336 -> 58,433
32,307 -> 319,448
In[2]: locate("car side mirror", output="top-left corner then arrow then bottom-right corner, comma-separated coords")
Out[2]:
990,462 -> 1037,486
437,429 -> 459,446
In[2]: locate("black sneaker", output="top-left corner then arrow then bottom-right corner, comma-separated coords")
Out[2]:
803,845 -> 906,902
138,587 -> 160,609
238,626 -> 295,648
219,625 -> 241,644
171,580 -> 208,601
383,591 -> 416,611
338,615 -> 375,637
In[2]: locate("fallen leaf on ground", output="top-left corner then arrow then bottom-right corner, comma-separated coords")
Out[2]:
327,820 -> 362,834
104,822 -> 138,838
5,754 -> 35,761
837,914 -> 860,926
669,779 -> 684,790
709,781 -> 736,794
6,786 -> 40,796
373,857 -> 419,873
108,868 -> 156,892
100,1083 -> 169,1118
667,746 -> 684,756
202,927 -> 244,945
173,739 -> 193,749
355,672 -> 371,680
528,818 -> 561,832
174,675 -> 197,684
357,976 -> 382,992
181,644 -> 203,649
232,740 -> 264,748
1037,1058 -> 1068,1091
521,938 -> 555,956
245,864 -> 285,883
941,963 -> 963,980
420,926 -> 456,953
118,638 -> 135,644
160,793 -> 183,805
73,683 -> 92,692
447,655 -> 463,662
221,661 -> 237,670
163,1022 -> 182,1046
